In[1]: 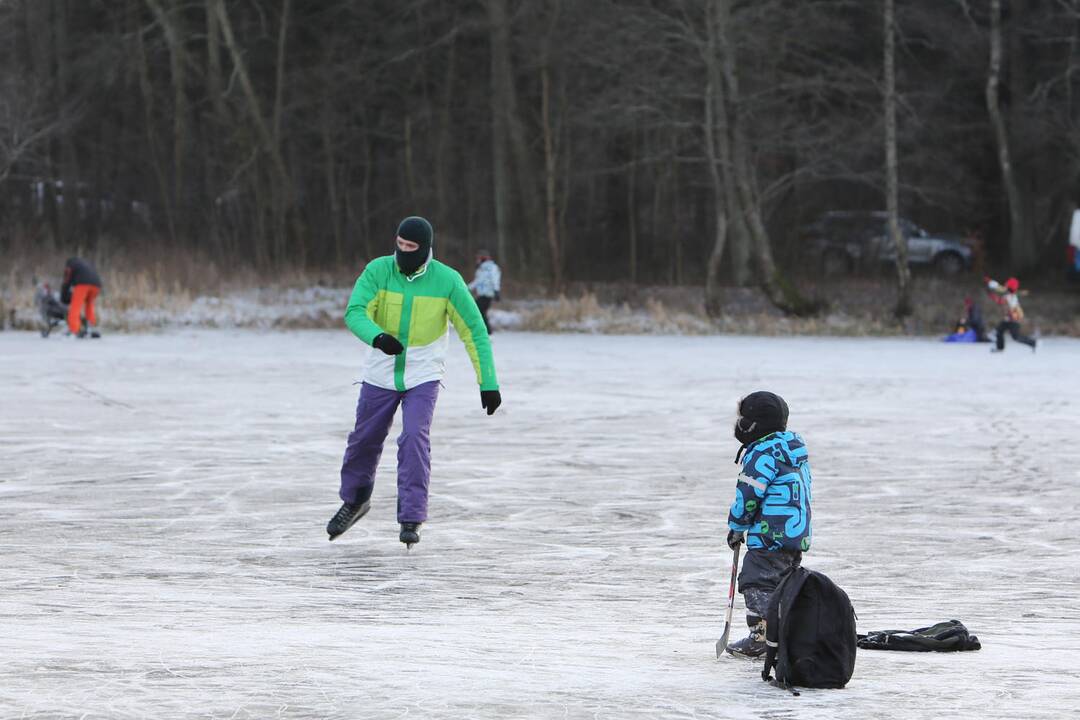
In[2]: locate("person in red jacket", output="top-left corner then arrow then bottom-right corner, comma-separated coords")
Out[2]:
60,257 -> 103,338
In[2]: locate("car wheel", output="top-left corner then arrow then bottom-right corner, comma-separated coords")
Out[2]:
934,252 -> 964,276
823,250 -> 850,276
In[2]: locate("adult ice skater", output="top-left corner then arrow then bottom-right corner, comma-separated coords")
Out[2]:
327,216 -> 501,548
60,257 -> 103,338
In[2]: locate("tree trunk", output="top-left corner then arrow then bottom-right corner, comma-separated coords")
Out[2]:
487,0 -> 542,272
134,8 -> 176,244
884,0 -> 912,318
145,0 -> 187,234
435,27 -> 457,226
214,0 -> 302,266
272,0 -> 292,265
626,137 -> 637,285
987,0 -> 1029,268
487,0 -> 513,267
541,62 -> 562,288
361,131 -> 373,259
54,0 -> 82,248
703,76 -> 728,319
702,0 -> 729,318
320,60 -> 343,267
204,0 -> 229,259
205,0 -> 227,124
718,0 -> 815,315
708,0 -> 752,291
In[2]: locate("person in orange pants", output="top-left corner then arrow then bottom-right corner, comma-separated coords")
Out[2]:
60,257 -> 103,338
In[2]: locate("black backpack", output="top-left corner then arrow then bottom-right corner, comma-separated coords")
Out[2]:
761,566 -> 857,692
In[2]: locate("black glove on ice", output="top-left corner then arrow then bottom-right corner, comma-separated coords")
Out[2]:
727,529 -> 745,550
481,389 -> 502,415
373,333 -> 404,356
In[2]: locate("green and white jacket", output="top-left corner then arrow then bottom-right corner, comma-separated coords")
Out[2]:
344,255 -> 499,392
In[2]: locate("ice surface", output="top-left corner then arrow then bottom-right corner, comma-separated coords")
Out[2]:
1,330 -> 1079,718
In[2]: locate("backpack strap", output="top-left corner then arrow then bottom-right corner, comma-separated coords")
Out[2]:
761,640 -> 778,682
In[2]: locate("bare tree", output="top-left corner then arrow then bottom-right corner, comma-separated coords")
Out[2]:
145,0 -> 189,231
487,0 -> 543,272
702,0 -> 731,318
487,0 -> 513,267
718,0 -> 815,315
213,0 -> 304,266
884,0 -> 912,318
0,76 -> 66,183
986,0 -> 1030,268
538,0 -> 566,288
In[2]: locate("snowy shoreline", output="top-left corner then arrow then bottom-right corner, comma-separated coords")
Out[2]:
5,282 -> 1078,337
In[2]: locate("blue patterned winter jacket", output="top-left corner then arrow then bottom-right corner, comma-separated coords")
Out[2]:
728,431 -> 812,552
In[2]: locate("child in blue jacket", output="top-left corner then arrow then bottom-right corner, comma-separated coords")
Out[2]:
724,391 -> 812,658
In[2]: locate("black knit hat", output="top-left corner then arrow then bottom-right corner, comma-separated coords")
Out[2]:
734,391 -> 789,448
397,216 -> 433,248
395,216 -> 434,275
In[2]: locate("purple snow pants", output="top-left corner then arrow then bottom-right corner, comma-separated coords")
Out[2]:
339,380 -> 440,522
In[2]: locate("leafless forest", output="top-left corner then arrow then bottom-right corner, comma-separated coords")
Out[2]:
2,1 -> 1080,315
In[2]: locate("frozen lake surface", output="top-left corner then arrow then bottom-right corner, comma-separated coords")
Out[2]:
1,329 -> 1079,718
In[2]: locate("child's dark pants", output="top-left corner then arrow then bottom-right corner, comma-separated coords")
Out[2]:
738,548 -> 802,628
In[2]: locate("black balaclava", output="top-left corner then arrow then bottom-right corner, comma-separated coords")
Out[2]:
734,391 -> 789,459
395,216 -> 433,276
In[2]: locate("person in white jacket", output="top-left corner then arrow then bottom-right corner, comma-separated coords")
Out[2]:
985,275 -> 1036,352
468,250 -> 502,333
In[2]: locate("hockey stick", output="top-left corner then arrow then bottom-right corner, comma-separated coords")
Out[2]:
716,542 -> 742,658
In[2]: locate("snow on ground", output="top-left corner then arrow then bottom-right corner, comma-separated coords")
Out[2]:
12,286 -> 529,333
1,330 -> 1078,719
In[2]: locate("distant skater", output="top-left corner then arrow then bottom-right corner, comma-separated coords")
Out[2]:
60,257 -> 103,338
468,249 -> 501,334
725,391 -> 812,658
327,216 -> 501,548
985,276 -> 1036,353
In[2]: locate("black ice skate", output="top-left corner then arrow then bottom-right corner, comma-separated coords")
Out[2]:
326,500 -> 370,541
399,522 -> 422,548
726,623 -> 767,658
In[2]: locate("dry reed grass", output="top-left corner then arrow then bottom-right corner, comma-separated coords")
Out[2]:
2,246 -> 1078,336
0,245 -> 359,331
509,276 -> 1080,337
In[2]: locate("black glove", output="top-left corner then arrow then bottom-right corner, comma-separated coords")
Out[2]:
494,291 -> 501,302
372,333 -> 404,356
726,529 -> 745,550
481,389 -> 502,415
